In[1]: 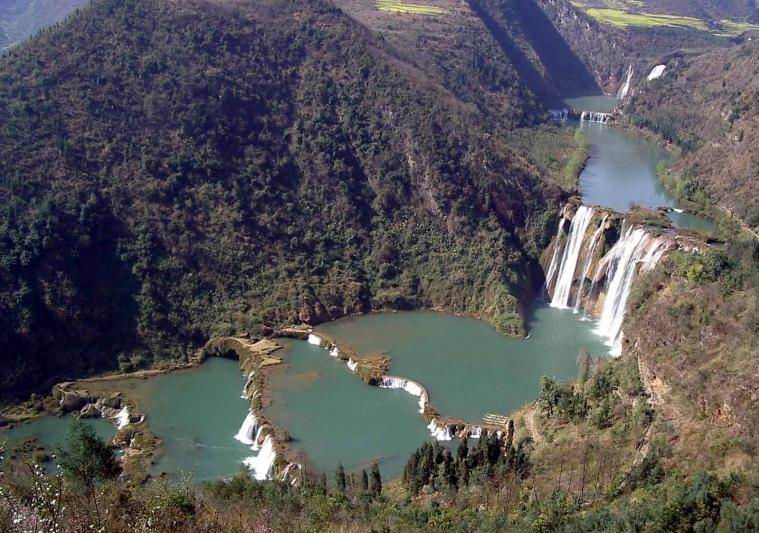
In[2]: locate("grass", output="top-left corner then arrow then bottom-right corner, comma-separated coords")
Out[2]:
376,0 -> 448,15
714,18 -> 759,37
584,7 -> 708,30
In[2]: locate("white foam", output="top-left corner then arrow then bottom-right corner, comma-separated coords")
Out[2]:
647,65 -> 666,81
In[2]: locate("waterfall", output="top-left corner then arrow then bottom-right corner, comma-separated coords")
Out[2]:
468,426 -> 483,439
647,64 -> 666,81
379,376 -> 428,413
235,412 -> 258,446
307,333 -> 322,346
346,358 -> 358,372
244,435 -> 277,480
427,419 -> 452,441
617,65 -> 633,99
329,346 -> 339,357
594,227 -> 669,356
581,111 -> 611,124
543,213 -> 567,295
114,406 -> 131,429
549,109 -> 569,121
551,206 -> 595,309
573,215 -> 608,312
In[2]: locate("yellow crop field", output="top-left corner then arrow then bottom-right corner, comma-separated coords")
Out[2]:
584,8 -> 708,30
376,1 -> 448,15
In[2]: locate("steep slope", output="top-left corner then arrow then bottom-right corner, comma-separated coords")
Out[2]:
536,0 -> 727,95
623,42 -> 759,229
0,0 -> 559,395
0,0 -> 87,49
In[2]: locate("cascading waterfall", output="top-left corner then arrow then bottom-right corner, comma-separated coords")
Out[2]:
427,419 -> 452,441
379,376 -> 428,413
594,227 -> 669,356
307,333 -> 322,346
617,64 -> 633,99
573,215 -> 608,313
543,212 -> 567,295
235,412 -> 258,446
581,111 -> 611,124
551,206 -> 595,309
244,435 -> 277,480
549,109 -> 569,121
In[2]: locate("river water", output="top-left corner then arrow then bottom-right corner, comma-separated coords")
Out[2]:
6,94 -> 713,482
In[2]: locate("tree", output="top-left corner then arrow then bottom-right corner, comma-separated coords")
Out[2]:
59,420 -> 120,492
361,469 -> 369,493
335,463 -> 346,493
370,463 -> 382,497
457,437 -> 469,462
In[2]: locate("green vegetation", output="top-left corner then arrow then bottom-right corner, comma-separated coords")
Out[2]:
584,7 -> 708,30
0,0 -> 562,395
376,1 -> 448,15
562,129 -> 589,189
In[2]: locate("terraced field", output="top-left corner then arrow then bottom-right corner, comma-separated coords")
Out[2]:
376,0 -> 448,15
582,7 -> 708,30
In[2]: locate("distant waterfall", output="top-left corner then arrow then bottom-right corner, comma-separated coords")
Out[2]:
550,206 -> 594,309
580,111 -> 611,124
549,109 -> 569,121
617,65 -> 633,100
573,215 -> 608,312
594,227 -> 669,356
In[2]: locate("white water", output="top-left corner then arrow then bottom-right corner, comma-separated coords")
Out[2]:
115,406 -> 131,429
551,206 -> 595,309
244,435 -> 276,480
543,213 -> 567,294
647,64 -> 666,81
573,214 -> 608,312
379,376 -> 428,413
549,109 -> 569,121
329,346 -> 339,357
307,333 -> 322,346
427,419 -> 452,441
594,227 -> 668,355
468,426 -> 483,439
617,65 -> 633,99
234,412 -> 258,446
346,358 -> 358,372
581,111 -> 611,124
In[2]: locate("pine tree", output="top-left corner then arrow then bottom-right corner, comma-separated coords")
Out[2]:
370,463 -> 382,497
335,463 -> 347,493
361,469 -> 369,493
457,438 -> 469,462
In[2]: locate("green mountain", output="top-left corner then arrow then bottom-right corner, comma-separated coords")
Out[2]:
0,0 -> 573,394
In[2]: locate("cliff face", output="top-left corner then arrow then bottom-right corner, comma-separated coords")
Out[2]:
0,0 -> 556,395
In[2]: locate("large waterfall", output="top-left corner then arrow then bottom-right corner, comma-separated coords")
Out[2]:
545,205 -> 671,356
594,227 -> 670,355
550,206 -> 595,309
244,435 -> 277,480
573,215 -> 608,313
235,412 -> 258,446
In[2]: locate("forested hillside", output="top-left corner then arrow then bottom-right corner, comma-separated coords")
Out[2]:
0,0 -> 569,395
0,0 -> 87,49
623,42 -> 759,229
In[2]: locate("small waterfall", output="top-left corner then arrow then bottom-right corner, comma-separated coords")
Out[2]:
594,227 -> 669,356
346,358 -> 358,372
244,435 -> 277,480
647,64 -> 666,81
307,333 -> 322,346
427,419 -> 452,441
617,65 -> 633,99
551,206 -> 595,309
573,215 -> 608,312
581,111 -> 611,124
235,412 -> 258,446
114,406 -> 131,429
549,108 -> 569,121
329,346 -> 339,357
379,376 -> 428,413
